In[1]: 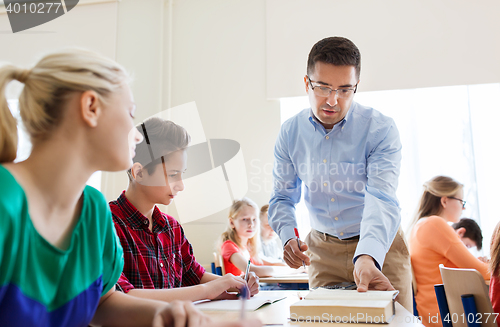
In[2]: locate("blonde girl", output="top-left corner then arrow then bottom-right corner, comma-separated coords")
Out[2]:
0,49 -> 259,327
409,176 -> 489,327
220,198 -> 276,277
489,222 -> 500,314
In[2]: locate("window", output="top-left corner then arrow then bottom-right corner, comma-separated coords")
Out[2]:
280,84 -> 500,255
7,99 -> 102,191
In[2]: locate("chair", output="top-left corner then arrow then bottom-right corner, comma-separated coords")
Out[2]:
213,252 -> 225,276
439,264 -> 495,327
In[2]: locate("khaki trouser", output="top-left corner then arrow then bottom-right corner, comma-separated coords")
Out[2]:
305,228 -> 413,312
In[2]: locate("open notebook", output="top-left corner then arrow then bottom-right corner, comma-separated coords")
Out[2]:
195,294 -> 286,311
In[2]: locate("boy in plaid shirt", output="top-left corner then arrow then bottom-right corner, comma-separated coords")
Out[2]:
110,117 -> 259,302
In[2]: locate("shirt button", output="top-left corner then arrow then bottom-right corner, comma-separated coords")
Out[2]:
323,159 -> 327,163
335,217 -> 339,221
331,198 -> 335,202
324,183 -> 328,187
160,262 -> 164,268
342,126 -> 344,130
143,220 -> 148,225
325,136 -> 329,140
340,232 -> 344,236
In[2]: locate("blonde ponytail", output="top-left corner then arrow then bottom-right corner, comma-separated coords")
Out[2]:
0,65 -> 27,163
0,48 -> 129,163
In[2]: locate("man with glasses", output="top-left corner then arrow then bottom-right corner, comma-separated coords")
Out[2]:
268,37 -> 412,311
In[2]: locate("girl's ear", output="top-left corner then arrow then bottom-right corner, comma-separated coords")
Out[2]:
441,196 -> 448,209
80,90 -> 102,128
130,162 -> 144,182
229,218 -> 235,229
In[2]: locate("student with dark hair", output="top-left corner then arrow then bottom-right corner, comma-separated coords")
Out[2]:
452,218 -> 483,250
268,36 -> 412,311
409,176 -> 489,327
110,117 -> 260,302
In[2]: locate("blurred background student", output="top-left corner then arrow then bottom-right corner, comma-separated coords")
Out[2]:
259,204 -> 285,265
409,176 -> 490,327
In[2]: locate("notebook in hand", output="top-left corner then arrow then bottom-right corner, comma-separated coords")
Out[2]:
290,289 -> 399,324
195,294 -> 286,311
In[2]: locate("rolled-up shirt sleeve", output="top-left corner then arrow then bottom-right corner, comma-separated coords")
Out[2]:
269,122 -> 302,247
354,119 -> 402,268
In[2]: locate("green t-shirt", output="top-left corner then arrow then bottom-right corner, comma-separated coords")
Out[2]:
0,165 -> 124,326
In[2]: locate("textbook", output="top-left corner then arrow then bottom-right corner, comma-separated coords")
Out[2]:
195,294 -> 286,311
290,289 -> 399,324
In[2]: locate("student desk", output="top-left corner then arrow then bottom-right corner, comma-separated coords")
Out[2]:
203,290 -> 423,326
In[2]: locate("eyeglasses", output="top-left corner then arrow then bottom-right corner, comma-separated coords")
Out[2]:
449,196 -> 466,209
307,76 -> 358,99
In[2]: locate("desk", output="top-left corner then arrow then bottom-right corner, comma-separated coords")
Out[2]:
203,290 -> 423,326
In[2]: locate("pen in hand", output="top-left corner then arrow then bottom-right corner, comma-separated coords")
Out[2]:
244,258 -> 251,283
294,228 -> 306,270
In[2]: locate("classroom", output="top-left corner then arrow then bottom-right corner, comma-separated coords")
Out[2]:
1,0 -> 500,326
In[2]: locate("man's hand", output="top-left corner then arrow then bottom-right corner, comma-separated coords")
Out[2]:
353,255 -> 395,292
283,238 -> 310,269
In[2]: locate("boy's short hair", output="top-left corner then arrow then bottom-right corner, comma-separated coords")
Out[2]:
452,218 -> 483,250
127,117 -> 190,181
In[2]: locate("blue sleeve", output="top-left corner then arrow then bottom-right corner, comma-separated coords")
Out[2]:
268,124 -> 302,247
354,119 -> 402,268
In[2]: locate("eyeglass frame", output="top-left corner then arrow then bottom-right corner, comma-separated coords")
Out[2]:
307,76 -> 358,98
448,196 -> 466,209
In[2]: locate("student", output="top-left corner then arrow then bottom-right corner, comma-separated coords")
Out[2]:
489,221 -> 500,315
259,204 -> 285,265
409,176 -> 489,327
451,217 -> 483,250
110,117 -> 259,302
220,198 -> 277,277
0,49 -> 262,327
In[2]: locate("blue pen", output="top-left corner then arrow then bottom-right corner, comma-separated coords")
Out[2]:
240,285 -> 249,320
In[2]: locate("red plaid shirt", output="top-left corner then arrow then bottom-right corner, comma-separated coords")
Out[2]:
110,191 -> 205,292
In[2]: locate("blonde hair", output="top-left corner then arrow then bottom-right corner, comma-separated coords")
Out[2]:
220,197 -> 261,258
0,48 -> 129,163
408,176 -> 463,233
490,221 -> 500,277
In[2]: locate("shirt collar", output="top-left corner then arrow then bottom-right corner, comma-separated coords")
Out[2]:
116,191 -> 166,230
308,103 -> 354,132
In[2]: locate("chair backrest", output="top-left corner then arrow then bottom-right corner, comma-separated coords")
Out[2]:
439,264 -> 494,327
213,252 -> 226,276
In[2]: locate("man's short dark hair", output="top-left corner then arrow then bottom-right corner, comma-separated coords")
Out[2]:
452,218 -> 483,250
307,36 -> 361,79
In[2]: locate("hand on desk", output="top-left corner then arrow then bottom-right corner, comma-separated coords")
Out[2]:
354,255 -> 395,292
206,273 -> 258,300
152,301 -> 262,327
283,238 -> 310,269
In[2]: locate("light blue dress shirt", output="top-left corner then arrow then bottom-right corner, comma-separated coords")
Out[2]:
268,102 -> 402,268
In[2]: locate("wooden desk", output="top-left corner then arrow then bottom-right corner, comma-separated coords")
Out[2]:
259,274 -> 309,284
202,290 -> 423,326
